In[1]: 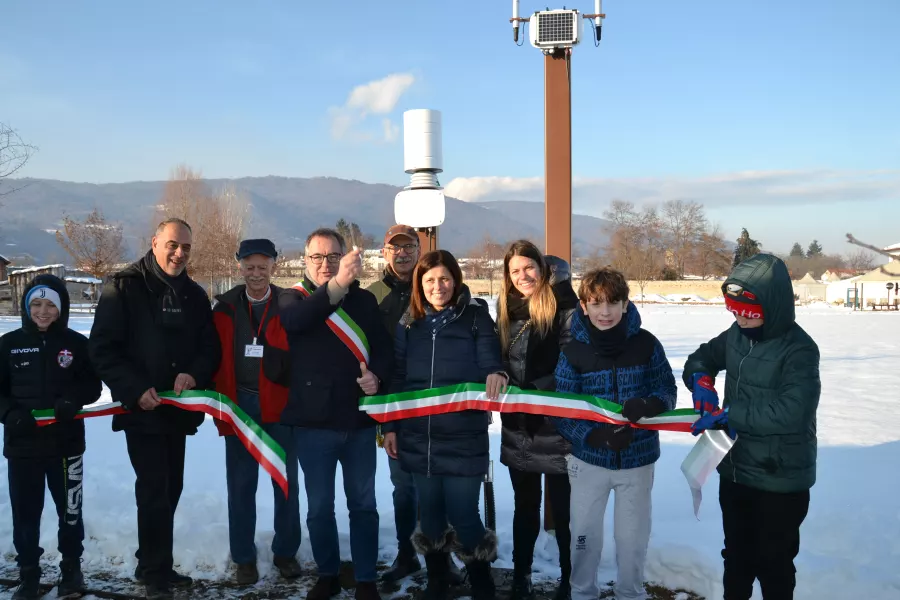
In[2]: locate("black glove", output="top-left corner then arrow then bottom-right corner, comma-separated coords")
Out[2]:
621,397 -> 667,424
586,425 -> 634,452
55,397 -> 81,422
4,407 -> 37,435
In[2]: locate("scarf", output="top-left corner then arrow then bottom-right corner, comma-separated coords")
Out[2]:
586,311 -> 629,358
144,250 -> 187,328
506,293 -> 531,321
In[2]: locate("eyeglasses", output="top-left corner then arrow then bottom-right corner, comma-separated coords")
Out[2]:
306,253 -> 342,265
385,243 -> 418,254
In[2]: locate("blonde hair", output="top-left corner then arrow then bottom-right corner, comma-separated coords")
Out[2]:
497,240 -> 557,354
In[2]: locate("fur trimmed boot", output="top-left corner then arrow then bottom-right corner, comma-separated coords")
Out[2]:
455,530 -> 498,600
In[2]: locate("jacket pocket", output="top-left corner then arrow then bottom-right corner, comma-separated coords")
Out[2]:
776,436 -> 816,472
293,379 -> 333,423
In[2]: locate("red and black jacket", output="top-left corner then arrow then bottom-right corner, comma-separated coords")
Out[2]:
211,284 -> 291,436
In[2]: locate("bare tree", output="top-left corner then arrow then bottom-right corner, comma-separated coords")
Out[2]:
602,202 -> 664,303
466,235 -> 506,296
55,208 -> 128,279
688,224 -> 732,279
845,248 -> 876,272
155,166 -> 249,295
0,122 -> 36,201
660,199 -> 707,278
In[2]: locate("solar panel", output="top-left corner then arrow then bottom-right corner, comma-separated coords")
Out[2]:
537,11 -> 575,44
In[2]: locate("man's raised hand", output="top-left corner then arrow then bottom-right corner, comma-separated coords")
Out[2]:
357,362 -> 379,396
335,247 -> 363,289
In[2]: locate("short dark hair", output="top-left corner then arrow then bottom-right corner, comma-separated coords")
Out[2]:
409,250 -> 464,320
579,267 -> 630,304
156,217 -> 192,235
305,228 -> 346,252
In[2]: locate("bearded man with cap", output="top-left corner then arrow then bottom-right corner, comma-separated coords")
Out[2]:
684,253 -> 820,600
210,238 -> 302,585
0,274 -> 102,599
89,218 -> 221,600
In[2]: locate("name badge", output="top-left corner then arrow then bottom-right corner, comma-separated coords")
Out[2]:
245,337 -> 264,358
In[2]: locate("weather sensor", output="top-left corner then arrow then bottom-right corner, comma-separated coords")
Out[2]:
394,109 -> 445,228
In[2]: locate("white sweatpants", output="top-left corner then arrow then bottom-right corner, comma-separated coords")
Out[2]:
567,455 -> 655,600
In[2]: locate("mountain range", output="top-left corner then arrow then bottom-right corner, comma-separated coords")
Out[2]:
0,176 -> 611,264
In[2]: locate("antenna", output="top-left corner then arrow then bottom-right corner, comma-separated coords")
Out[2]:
513,0 -> 521,42
594,0 -> 603,41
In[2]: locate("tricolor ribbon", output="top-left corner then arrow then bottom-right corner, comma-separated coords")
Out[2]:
33,390 -> 289,497
358,383 -> 699,432
293,280 -> 370,365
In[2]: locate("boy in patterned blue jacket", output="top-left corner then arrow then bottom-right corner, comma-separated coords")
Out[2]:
552,268 -> 677,600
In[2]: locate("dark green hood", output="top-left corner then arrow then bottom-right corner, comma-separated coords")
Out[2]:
724,253 -> 795,340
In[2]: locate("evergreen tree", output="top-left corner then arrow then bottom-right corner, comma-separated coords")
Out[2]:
732,228 -> 762,269
790,242 -> 804,257
806,239 -> 823,258
335,218 -> 351,246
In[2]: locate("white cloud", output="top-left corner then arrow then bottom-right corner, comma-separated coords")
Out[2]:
445,169 -> 900,215
328,73 -> 416,143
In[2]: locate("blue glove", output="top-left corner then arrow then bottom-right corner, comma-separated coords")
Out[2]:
691,373 -> 720,416
691,407 -> 735,439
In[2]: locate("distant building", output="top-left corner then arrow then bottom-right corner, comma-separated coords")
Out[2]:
0,254 -> 9,282
884,243 -> 900,262
792,273 -> 828,303
821,268 -> 866,283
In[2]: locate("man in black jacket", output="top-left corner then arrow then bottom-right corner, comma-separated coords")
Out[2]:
278,228 -> 393,600
0,274 -> 102,600
89,218 -> 221,600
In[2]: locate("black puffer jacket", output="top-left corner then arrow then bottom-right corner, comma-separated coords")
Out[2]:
390,285 -> 503,478
89,251 -> 221,435
0,275 -> 102,458
499,256 -> 579,474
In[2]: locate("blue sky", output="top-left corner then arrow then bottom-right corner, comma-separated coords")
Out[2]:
2,0 -> 898,256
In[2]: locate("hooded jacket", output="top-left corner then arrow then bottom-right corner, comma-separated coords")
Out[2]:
683,253 -> 820,493
553,303 -> 677,470
390,285 -> 504,478
499,256 -> 579,475
88,252 -> 221,435
211,283 -> 291,436
0,274 -> 102,458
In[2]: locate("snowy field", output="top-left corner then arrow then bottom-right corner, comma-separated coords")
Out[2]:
1,304 -> 899,599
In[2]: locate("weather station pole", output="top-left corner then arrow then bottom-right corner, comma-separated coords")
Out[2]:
510,0 -> 606,530
394,109 -> 445,253
511,0 -> 604,263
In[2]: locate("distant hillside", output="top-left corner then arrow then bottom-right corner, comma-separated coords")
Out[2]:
0,176 -> 609,264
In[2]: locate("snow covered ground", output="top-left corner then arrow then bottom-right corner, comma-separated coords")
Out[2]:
1,304 -> 899,599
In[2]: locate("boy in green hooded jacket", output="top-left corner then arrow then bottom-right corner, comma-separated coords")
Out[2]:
683,253 -> 820,600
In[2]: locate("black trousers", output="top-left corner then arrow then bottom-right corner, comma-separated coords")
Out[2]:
125,431 -> 186,586
508,468 -> 571,577
719,478 -> 810,600
8,454 -> 85,569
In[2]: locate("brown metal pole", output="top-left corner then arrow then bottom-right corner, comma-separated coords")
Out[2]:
415,227 -> 439,254
544,50 -> 573,263
543,49 -> 572,532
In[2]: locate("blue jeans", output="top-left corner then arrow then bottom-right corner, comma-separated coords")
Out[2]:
389,457 -> 418,556
412,474 -> 485,553
225,390 -> 302,565
296,426 -> 379,582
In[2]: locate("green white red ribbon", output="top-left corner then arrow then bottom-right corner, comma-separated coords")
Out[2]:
33,390 -> 289,497
359,383 -> 699,432
293,280 -> 370,365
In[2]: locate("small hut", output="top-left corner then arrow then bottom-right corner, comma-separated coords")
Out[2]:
9,264 -> 66,315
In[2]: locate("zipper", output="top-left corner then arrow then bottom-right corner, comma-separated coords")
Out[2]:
427,330 -> 437,478
729,340 -> 756,481
40,335 -> 48,402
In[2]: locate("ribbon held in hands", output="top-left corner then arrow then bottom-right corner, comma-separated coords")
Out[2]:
32,390 -> 290,497
358,383 -> 699,432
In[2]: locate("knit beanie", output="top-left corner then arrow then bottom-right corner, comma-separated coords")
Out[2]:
25,285 -> 62,317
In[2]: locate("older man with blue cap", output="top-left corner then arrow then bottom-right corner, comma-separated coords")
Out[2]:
210,238 -> 302,585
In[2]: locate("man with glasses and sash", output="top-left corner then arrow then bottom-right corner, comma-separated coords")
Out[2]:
277,227 -> 393,600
